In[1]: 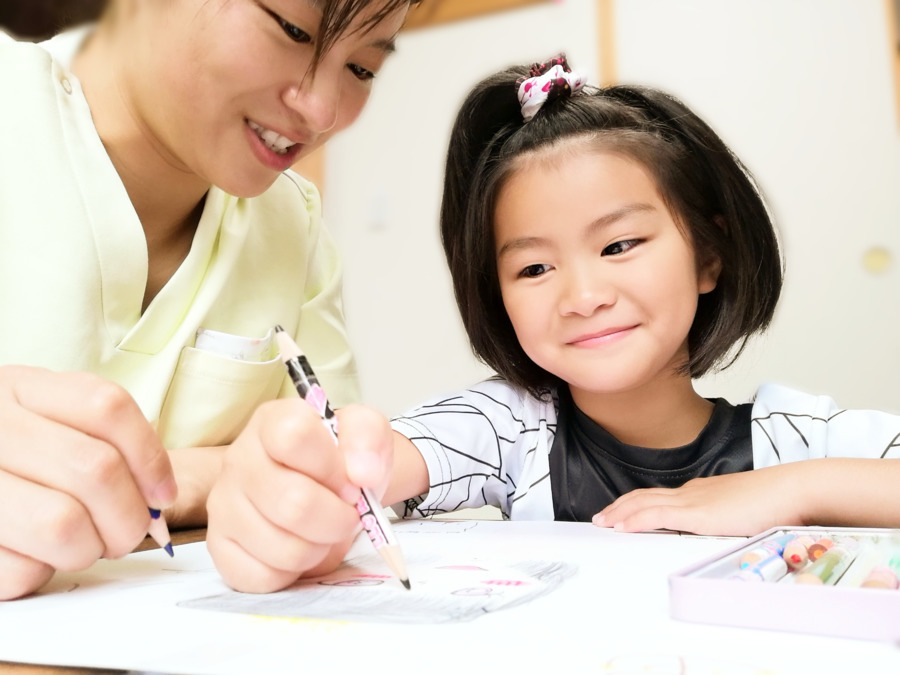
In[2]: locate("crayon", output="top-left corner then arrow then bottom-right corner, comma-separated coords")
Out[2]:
731,552 -> 789,582
860,566 -> 900,589
806,537 -> 834,562
794,543 -> 857,585
739,533 -> 796,568
861,553 -> 900,589
782,535 -> 815,570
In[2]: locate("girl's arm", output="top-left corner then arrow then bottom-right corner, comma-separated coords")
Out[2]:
593,458 -> 900,536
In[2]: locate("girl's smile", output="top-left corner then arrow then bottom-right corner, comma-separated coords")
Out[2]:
566,325 -> 639,348
494,142 -> 720,407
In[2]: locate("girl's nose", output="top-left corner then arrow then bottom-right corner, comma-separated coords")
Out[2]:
284,73 -> 341,134
558,267 -> 615,317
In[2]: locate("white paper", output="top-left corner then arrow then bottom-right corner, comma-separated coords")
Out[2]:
0,520 -> 897,675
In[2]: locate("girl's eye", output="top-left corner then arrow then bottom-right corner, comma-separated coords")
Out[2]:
347,63 -> 376,82
519,263 -> 551,279
602,239 -> 641,256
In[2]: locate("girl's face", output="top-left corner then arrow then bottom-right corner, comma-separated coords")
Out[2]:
122,0 -> 408,197
493,145 -> 720,404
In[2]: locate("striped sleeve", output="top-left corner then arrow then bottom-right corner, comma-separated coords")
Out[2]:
390,379 -> 557,520
751,383 -> 900,468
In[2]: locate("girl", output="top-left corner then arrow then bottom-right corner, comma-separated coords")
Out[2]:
207,56 -> 900,593
0,0 -> 417,600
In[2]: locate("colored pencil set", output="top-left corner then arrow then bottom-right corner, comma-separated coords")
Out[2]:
728,530 -> 900,588
670,526 -> 900,641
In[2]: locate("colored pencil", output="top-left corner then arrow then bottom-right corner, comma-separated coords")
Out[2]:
274,326 -> 410,590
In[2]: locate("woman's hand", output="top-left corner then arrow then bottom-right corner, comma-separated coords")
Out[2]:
592,464 -> 810,536
206,400 -> 394,594
0,366 -> 177,600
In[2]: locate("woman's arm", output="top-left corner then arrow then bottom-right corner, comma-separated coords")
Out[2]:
0,366 -> 177,600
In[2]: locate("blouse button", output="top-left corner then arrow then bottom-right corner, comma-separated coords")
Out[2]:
61,78 -> 73,95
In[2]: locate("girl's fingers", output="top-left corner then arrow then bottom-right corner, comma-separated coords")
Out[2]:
254,399 -> 361,504
206,534 -> 309,595
217,447 -> 361,547
334,404 -> 394,493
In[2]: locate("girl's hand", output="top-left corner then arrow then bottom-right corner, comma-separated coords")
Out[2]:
0,366 -> 177,600
591,464 -> 809,536
206,401 -> 394,593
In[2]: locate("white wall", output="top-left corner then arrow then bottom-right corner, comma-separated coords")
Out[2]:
324,0 -> 900,416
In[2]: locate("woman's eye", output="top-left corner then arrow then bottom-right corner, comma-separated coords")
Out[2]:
347,63 -> 376,82
519,263 -> 551,278
276,15 -> 311,43
602,239 -> 640,256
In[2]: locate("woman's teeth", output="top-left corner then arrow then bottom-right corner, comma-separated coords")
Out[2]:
248,121 -> 295,155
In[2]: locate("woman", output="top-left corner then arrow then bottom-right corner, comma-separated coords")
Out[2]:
0,0 -> 417,600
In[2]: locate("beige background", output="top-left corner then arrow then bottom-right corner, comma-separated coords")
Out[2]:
309,0 -> 900,418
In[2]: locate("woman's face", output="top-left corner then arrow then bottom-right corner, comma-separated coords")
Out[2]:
122,0 -> 409,197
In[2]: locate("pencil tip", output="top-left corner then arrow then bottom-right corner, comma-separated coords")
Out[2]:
401,578 -> 411,590
274,324 -> 284,333
164,542 -> 174,557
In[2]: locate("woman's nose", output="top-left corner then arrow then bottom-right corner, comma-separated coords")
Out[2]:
284,73 -> 341,134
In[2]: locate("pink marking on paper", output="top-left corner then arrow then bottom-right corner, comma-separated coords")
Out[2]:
482,579 -> 529,586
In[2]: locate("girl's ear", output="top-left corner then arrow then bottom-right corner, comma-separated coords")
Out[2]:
698,252 -> 722,295
698,216 -> 725,294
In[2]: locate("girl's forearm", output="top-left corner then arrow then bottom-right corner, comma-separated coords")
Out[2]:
800,458 -> 900,528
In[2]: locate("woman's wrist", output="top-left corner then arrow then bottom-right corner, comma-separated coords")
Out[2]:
164,446 -> 226,528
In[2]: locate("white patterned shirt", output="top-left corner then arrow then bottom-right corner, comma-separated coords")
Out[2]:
390,379 -> 900,520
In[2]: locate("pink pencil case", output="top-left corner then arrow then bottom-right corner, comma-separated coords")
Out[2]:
669,526 -> 900,642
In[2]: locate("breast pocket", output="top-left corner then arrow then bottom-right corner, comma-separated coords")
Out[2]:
157,346 -> 285,449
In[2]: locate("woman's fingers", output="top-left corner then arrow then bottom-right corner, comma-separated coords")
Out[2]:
0,366 -> 177,596
0,544 -> 54,601
4,367 -> 177,508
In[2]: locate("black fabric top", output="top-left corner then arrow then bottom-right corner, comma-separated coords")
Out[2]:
550,387 -> 753,521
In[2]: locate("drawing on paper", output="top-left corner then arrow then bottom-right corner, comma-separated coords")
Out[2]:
179,553 -> 576,624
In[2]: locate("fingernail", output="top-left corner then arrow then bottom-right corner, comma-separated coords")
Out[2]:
340,485 -> 363,506
352,449 -> 382,480
153,477 -> 178,508
592,513 -> 606,526
613,521 -> 625,532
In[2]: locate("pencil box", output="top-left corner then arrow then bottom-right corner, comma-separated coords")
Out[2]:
668,526 -> 900,642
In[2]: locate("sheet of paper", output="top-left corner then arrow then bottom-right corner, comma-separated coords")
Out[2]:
0,520 -> 897,675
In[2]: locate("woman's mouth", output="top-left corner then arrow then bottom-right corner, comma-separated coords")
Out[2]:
247,120 -> 297,155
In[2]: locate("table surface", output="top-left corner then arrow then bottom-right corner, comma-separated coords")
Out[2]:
0,528 -> 207,675
2,522 -> 898,675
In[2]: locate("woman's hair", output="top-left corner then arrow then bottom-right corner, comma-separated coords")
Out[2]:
313,0 -> 420,68
440,61 -> 783,396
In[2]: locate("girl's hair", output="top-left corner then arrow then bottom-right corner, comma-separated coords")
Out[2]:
440,61 -> 783,396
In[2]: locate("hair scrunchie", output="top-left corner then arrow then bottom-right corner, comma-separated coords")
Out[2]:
517,55 -> 586,122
